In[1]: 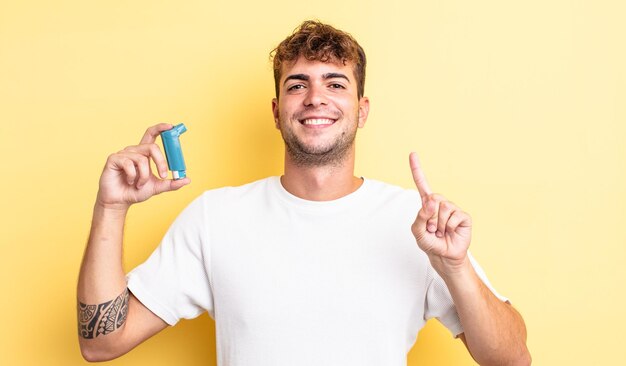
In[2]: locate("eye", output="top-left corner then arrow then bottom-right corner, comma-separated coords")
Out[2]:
329,83 -> 346,89
287,84 -> 305,91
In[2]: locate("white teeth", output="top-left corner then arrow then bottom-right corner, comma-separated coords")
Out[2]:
302,118 -> 334,125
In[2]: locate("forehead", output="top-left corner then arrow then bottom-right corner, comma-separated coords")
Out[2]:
280,56 -> 356,82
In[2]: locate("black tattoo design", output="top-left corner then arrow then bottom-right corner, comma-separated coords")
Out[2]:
78,288 -> 129,339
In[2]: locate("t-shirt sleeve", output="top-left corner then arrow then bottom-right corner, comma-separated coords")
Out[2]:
423,252 -> 508,338
127,194 -> 214,326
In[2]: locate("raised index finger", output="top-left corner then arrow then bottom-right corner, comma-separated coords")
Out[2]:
409,152 -> 432,200
140,123 -> 174,144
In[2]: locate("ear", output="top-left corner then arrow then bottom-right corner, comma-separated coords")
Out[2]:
271,98 -> 280,129
357,96 -> 370,128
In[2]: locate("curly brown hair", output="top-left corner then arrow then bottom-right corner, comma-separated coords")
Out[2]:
270,20 -> 366,99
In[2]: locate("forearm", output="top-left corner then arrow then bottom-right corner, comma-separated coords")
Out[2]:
78,203 -> 129,302
441,259 -> 531,365
77,203 -> 130,359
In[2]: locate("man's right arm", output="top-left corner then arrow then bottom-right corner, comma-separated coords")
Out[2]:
77,123 -> 190,362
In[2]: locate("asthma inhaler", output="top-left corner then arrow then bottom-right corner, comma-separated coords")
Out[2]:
160,123 -> 188,180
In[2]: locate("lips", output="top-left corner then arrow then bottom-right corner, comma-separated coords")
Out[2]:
300,118 -> 336,126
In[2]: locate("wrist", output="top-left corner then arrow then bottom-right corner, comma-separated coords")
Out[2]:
94,190 -> 132,213
93,200 -> 130,220
428,254 -> 473,282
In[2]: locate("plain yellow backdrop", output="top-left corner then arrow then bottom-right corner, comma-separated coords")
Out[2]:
1,1 -> 624,365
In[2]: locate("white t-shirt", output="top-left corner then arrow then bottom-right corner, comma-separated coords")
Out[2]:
127,177 -> 506,366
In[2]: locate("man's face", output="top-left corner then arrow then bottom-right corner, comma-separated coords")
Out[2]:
272,57 -> 369,167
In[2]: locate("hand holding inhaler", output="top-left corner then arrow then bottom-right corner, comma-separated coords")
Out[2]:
96,123 -> 190,211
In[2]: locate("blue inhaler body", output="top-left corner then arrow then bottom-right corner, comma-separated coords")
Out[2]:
160,123 -> 187,179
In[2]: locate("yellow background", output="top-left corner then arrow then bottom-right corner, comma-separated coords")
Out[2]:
1,1 -> 624,365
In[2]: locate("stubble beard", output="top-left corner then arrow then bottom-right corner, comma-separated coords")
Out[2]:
279,116 -> 358,168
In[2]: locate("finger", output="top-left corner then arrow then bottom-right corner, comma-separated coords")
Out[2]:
409,152 -> 432,200
436,200 -> 456,238
140,123 -> 174,144
110,155 -> 138,185
417,196 -> 438,234
423,194 -> 445,233
153,177 -> 191,195
412,197 -> 439,252
126,143 -> 168,179
120,151 -> 151,188
446,210 -> 472,234
427,218 -> 437,233
131,152 -> 151,189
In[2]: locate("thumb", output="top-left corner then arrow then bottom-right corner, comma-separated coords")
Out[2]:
412,197 -> 436,240
153,177 -> 191,195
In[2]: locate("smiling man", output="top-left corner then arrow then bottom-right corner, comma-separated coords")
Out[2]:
273,58 -> 367,169
78,21 -> 531,365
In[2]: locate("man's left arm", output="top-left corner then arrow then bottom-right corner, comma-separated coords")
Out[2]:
447,259 -> 530,365
409,153 -> 531,366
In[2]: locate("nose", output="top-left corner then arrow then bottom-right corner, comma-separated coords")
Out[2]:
303,84 -> 328,107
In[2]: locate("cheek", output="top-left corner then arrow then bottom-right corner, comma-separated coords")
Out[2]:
336,99 -> 359,117
277,107 -> 295,126
277,98 -> 295,114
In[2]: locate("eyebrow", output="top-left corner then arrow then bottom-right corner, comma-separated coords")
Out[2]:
323,73 -> 350,82
283,74 -> 309,85
283,72 -> 351,85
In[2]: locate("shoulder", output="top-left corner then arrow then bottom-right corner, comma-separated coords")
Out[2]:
198,177 -> 274,200
362,178 -> 421,204
170,177 -> 275,227
189,177 -> 277,214
357,178 -> 423,220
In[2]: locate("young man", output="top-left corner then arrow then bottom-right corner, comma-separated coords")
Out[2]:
78,21 -> 531,365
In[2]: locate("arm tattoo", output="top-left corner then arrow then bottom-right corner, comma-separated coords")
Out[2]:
78,288 -> 129,339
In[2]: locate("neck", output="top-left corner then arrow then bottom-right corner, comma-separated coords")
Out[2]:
280,147 -> 363,201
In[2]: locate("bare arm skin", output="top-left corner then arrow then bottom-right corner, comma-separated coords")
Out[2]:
409,153 -> 531,365
450,266 -> 530,365
77,124 -> 190,362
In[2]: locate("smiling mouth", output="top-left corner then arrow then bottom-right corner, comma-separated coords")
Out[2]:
299,118 -> 336,126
